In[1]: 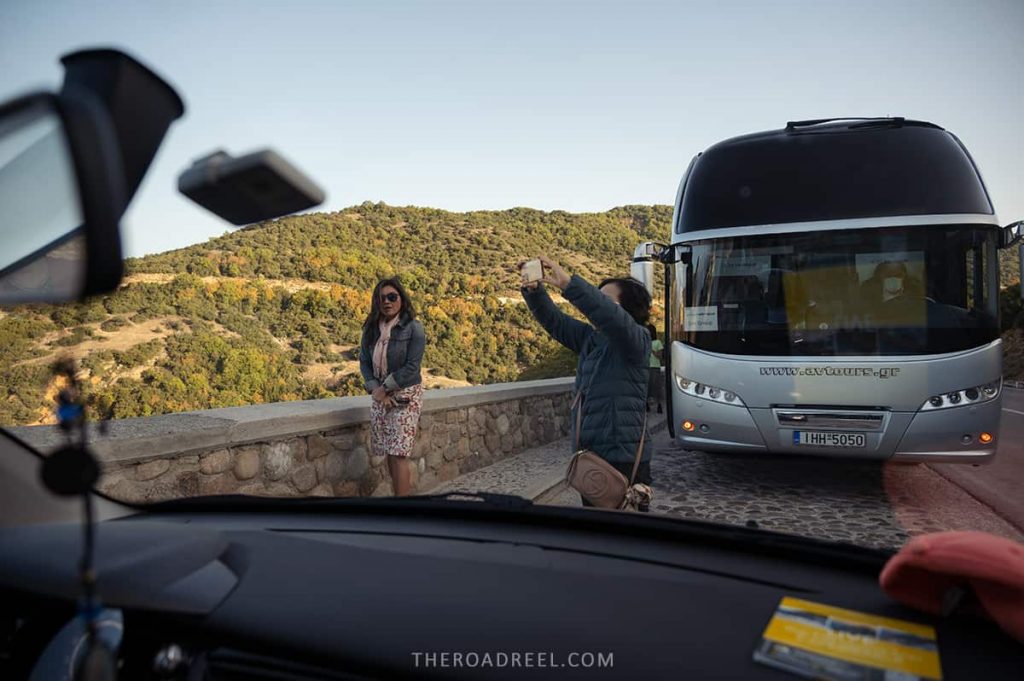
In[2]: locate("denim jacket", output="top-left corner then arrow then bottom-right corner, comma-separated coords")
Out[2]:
359,314 -> 426,392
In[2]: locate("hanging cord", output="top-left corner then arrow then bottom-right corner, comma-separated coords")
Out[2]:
48,358 -> 113,680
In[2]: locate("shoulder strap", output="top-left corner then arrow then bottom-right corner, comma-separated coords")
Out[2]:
628,411 -> 648,485
574,385 -> 649,486
573,346 -> 643,477
572,354 -> 601,451
573,391 -> 583,451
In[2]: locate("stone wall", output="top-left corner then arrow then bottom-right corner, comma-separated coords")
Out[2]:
10,378 -> 574,503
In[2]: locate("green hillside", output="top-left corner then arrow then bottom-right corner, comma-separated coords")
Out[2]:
0,204 -> 670,426
0,203 -> 1021,427
129,202 -> 669,290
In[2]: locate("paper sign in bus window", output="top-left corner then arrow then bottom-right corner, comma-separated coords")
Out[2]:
719,255 -> 772,278
684,306 -> 719,332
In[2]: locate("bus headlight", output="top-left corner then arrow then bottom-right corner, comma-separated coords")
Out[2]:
675,375 -> 746,407
921,379 -> 1001,411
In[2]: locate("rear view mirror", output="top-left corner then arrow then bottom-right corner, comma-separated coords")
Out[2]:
0,93 -> 123,305
178,149 -> 325,226
0,48 -> 187,307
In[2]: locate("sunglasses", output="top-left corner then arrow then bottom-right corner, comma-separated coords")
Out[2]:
379,292 -> 400,303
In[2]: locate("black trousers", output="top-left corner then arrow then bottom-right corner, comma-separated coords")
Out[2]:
647,367 -> 665,402
579,460 -> 652,511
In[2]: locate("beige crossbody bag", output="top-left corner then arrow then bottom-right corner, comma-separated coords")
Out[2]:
565,390 -> 651,511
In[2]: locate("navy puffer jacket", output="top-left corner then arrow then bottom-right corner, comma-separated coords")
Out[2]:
523,275 -> 652,465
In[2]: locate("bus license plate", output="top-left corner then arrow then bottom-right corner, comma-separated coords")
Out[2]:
793,431 -> 866,448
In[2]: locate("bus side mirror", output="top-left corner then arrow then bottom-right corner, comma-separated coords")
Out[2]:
1000,221 -> 1023,249
631,242 -> 692,296
632,242 -> 669,295
631,243 -> 657,295
672,245 -> 692,266
1000,222 -> 1024,303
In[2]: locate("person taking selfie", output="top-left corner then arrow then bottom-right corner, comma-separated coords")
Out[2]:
519,256 -> 653,509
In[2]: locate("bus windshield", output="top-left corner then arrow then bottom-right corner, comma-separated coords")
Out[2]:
674,225 -> 1000,357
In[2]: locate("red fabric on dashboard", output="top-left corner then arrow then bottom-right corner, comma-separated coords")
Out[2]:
879,531 -> 1024,643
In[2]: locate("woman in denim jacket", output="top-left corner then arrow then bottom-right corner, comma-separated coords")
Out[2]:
359,278 -> 426,495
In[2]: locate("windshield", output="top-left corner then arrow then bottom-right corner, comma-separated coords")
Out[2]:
675,226 -> 1000,356
1,2 -> 1022,560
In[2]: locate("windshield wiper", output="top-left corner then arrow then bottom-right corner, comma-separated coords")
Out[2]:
784,116 -> 904,130
143,493 -> 892,568
399,491 -> 533,510
147,490 -> 535,512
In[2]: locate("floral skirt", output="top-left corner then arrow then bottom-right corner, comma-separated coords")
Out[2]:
370,384 -> 424,458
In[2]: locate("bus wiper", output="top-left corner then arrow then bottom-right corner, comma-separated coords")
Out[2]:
785,117 -> 907,131
847,118 -> 909,129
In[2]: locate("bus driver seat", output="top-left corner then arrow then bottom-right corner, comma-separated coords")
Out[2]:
712,275 -> 768,330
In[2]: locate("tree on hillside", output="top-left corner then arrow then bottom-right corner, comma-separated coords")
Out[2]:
0,204 -> 710,426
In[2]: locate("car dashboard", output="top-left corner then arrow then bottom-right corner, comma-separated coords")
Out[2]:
1,502 -> 1021,680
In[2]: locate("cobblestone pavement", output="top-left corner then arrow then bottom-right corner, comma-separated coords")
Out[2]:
536,436 -> 910,548
643,440 -> 909,549
435,425 -> 1024,551
429,438 -> 569,500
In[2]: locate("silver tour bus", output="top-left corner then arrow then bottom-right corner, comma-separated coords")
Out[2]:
634,118 -> 1024,463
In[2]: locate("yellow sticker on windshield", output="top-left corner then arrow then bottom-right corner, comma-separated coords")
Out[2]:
753,597 -> 941,680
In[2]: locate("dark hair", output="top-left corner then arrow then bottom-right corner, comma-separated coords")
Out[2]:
598,277 -> 651,327
645,323 -> 658,340
363,277 -> 416,329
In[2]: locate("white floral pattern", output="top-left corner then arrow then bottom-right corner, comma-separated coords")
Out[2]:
370,384 -> 424,458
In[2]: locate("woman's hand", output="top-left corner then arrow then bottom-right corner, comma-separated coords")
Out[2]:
517,256 -> 571,291
372,386 -> 388,402
383,396 -> 398,409
538,256 -> 571,290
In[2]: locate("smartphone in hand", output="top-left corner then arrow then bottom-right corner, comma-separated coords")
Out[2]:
520,258 -> 544,286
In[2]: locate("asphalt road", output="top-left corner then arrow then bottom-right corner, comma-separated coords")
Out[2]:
930,387 -> 1024,531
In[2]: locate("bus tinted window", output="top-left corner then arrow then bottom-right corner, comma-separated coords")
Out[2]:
677,126 -> 994,233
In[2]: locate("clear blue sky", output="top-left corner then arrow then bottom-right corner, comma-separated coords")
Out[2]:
2,0 -> 1022,257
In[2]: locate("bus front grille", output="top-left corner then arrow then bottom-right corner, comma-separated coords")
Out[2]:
775,411 -> 886,431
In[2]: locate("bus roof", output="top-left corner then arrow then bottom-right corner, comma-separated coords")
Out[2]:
676,118 -> 994,234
